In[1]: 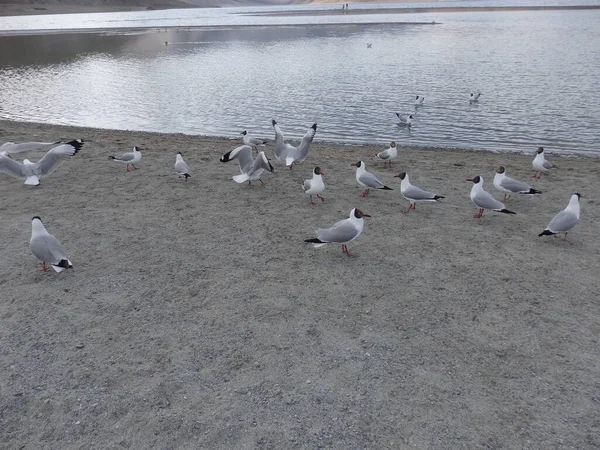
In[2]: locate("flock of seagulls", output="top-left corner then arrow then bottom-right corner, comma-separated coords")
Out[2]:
0,101 -> 583,267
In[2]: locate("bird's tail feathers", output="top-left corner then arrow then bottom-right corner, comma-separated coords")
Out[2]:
24,175 -> 40,186
538,230 -> 555,237
52,259 -> 73,272
381,186 -> 393,191
233,173 -> 250,183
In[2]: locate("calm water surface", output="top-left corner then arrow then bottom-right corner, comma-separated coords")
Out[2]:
0,6 -> 599,154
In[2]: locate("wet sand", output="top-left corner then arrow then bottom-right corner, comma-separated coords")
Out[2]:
1,119 -> 599,448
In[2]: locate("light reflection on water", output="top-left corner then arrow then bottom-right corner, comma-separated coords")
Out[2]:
0,9 -> 599,154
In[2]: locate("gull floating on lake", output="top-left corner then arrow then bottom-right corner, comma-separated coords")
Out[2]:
414,96 -> 425,106
394,172 -> 444,213
305,208 -> 370,257
109,146 -> 142,172
493,166 -> 541,201
532,147 -> 553,179
466,176 -> 516,218
272,119 -> 317,169
375,141 -> 397,168
539,193 -> 580,240
240,130 -> 267,152
469,92 -> 481,103
0,139 -> 84,186
302,166 -> 325,205
220,145 -> 274,185
0,140 -> 62,157
351,160 -> 393,197
174,152 -> 190,180
396,113 -> 413,127
30,216 -> 73,272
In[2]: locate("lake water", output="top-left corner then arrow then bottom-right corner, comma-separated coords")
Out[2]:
1,3 -> 599,155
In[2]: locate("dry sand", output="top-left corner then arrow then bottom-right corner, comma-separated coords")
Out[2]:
0,119 -> 599,449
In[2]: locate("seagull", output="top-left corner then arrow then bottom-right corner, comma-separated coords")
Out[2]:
0,139 -> 84,186
220,145 -> 274,185
0,140 -> 62,157
374,141 -> 397,168
240,130 -> 267,152
109,146 -> 142,172
351,161 -> 393,197
174,152 -> 190,181
539,193 -> 581,240
305,208 -> 370,257
30,216 -> 73,272
396,113 -> 413,127
394,172 -> 444,213
414,96 -> 425,106
532,147 -> 553,179
272,119 -> 317,169
466,176 -> 516,218
302,166 -> 325,205
493,166 -> 541,201
469,92 -> 481,103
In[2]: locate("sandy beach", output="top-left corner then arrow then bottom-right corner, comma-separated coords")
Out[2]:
0,119 -> 599,448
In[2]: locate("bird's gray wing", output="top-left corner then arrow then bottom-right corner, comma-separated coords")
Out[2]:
249,152 -> 274,175
114,152 -> 135,162
543,160 -> 553,169
0,141 -> 58,155
547,210 -> 578,233
317,220 -> 358,244
403,185 -> 436,200
396,113 -> 407,123
0,155 -> 27,179
377,149 -> 391,160
31,234 -> 68,264
248,137 -> 266,146
500,177 -> 530,193
302,179 -> 312,191
473,190 -> 504,210
359,171 -> 385,189
272,121 -> 287,159
36,143 -> 80,176
175,160 -> 189,173
221,145 -> 254,172
286,123 -> 317,164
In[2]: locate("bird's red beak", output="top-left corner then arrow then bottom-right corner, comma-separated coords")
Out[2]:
350,163 -> 357,167
465,178 -> 474,182
362,214 -> 371,218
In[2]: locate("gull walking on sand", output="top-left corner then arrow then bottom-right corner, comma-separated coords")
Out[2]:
396,113 -> 413,127
109,146 -> 142,172
539,193 -> 581,240
414,96 -> 425,106
0,140 -> 63,157
305,208 -> 370,257
532,147 -> 553,179
302,166 -> 325,205
351,161 -> 393,197
220,145 -> 274,185
375,141 -> 397,168
174,152 -> 190,180
30,216 -> 73,272
466,176 -> 516,218
240,130 -> 267,152
0,139 -> 84,186
394,172 -> 444,213
493,166 -> 541,202
272,119 -> 317,169
469,92 -> 481,103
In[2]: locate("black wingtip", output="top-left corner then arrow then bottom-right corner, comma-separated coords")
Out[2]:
220,151 -> 232,163
108,155 -> 115,160
65,139 -> 84,152
311,123 -> 317,130
381,186 -> 393,191
305,238 -> 323,244
272,119 -> 277,126
538,230 -> 554,237
184,173 -> 191,180
434,195 -> 445,200
529,188 -> 542,194
55,259 -> 73,269
500,209 -> 516,215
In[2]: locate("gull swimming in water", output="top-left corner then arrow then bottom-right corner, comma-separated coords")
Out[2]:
532,147 -> 553,179
30,216 -> 73,272
493,166 -> 541,201
0,140 -> 63,157
394,172 -> 444,213
272,119 -> 317,169
174,152 -> 190,180
351,160 -> 393,197
466,176 -> 516,218
302,166 -> 325,205
220,145 -> 274,185
305,208 -> 370,257
539,193 -> 581,240
469,92 -> 481,103
396,113 -> 413,127
109,146 -> 142,172
0,139 -> 84,186
414,96 -> 425,106
240,130 -> 267,152
374,141 -> 397,168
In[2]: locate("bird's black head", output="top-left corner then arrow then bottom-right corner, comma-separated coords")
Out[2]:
350,161 -> 363,168
354,209 -> 371,219
271,119 -> 277,126
466,176 -> 481,184
415,95 -> 419,99
177,151 -> 182,155
240,131 -> 247,136
394,172 -> 406,180
574,193 -> 581,198
536,147 -> 544,154
497,166 -> 506,174
32,216 -> 42,221
390,141 -> 396,147
314,167 -> 323,175
409,115 -> 414,119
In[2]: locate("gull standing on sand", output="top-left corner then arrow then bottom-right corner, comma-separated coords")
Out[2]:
240,130 -> 267,152
30,216 -> 73,272
375,141 -> 397,168
0,140 -> 63,157
109,146 -> 142,172
394,172 -> 444,213
532,147 -> 553,179
493,166 -> 541,201
174,152 -> 190,180
0,139 -> 84,186
414,96 -> 425,106
302,166 -> 325,205
396,113 -> 413,127
469,93 -> 481,103
305,208 -> 370,257
220,145 -> 274,185
466,176 -> 516,218
351,161 -> 393,197
272,119 -> 317,169
539,193 -> 581,240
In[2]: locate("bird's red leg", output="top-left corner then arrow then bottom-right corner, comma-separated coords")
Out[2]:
361,189 -> 370,197
310,195 -> 315,206
259,179 -> 265,186
248,181 -> 252,186
132,164 -> 138,170
126,164 -> 130,172
41,262 -> 47,271
403,204 -> 413,214
564,232 -> 568,241
317,195 -> 325,202
502,193 -> 507,203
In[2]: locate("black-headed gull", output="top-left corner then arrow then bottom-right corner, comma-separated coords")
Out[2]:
539,193 -> 581,240
30,216 -> 73,272
109,146 -> 142,172
0,139 -> 83,186
493,166 -> 541,202
351,160 -> 393,197
414,96 -> 425,106
394,172 -> 444,213
220,145 -> 274,185
174,152 -> 190,181
302,166 -> 325,205
272,119 -> 317,169
396,113 -> 413,127
466,176 -> 516,218
532,147 -> 553,179
375,141 -> 397,168
469,92 -> 481,103
240,130 -> 267,151
0,140 -> 62,157
305,208 -> 370,257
